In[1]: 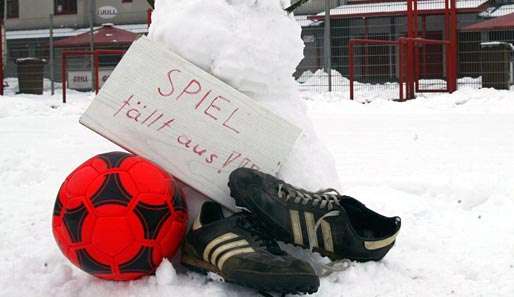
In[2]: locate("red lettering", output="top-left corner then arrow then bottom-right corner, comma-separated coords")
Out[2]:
147,113 -> 163,128
223,107 -> 240,134
204,96 -> 229,121
193,145 -> 207,156
113,95 -> 133,117
158,69 -> 181,97
239,158 -> 251,168
141,110 -> 157,125
195,90 -> 212,110
206,154 -> 218,164
222,151 -> 242,169
176,79 -> 201,101
177,135 -> 192,148
157,119 -> 175,131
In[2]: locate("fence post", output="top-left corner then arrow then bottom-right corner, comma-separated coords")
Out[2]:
94,51 -> 100,94
349,41 -> 354,100
49,14 -> 55,96
0,21 -> 3,96
147,9 -> 153,28
89,0 -> 96,92
324,0 -> 332,92
62,53 -> 66,103
448,0 -> 458,92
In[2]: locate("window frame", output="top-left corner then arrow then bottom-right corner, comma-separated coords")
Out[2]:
0,0 -> 20,19
54,0 -> 78,16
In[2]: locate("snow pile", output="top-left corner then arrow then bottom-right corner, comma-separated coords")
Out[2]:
148,0 -> 303,99
299,69 -> 350,92
2,89 -> 514,296
4,77 -> 63,95
148,0 -> 341,195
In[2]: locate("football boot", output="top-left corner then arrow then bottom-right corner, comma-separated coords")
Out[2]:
228,168 -> 401,262
181,201 -> 320,294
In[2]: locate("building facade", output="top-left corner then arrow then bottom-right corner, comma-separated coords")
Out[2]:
3,0 -> 149,30
2,0 -> 151,79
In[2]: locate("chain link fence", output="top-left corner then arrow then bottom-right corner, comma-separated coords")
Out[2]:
294,0 -> 514,100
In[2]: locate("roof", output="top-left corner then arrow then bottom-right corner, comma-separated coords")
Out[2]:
54,24 -> 139,47
463,12 -> 514,31
7,23 -> 147,42
295,15 -> 322,27
479,3 -> 514,18
313,0 -> 489,19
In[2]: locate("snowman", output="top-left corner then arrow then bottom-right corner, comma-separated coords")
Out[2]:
148,0 -> 341,219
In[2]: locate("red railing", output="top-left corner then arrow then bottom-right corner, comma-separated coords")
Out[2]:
349,0 -> 457,101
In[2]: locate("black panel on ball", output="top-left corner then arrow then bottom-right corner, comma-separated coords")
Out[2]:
133,202 -> 171,239
119,246 -> 155,273
91,173 -> 132,207
172,190 -> 186,212
76,249 -> 112,274
53,196 -> 63,216
97,151 -> 131,168
62,204 -> 88,243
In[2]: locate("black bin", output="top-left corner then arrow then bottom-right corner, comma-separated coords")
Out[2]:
16,57 -> 47,95
481,42 -> 513,90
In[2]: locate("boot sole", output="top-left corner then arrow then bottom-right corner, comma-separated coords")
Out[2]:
181,242 -> 319,294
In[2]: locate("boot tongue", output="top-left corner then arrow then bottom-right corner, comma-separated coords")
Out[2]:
233,212 -> 285,256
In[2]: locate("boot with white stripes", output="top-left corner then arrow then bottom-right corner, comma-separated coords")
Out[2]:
181,201 -> 320,294
228,168 -> 401,262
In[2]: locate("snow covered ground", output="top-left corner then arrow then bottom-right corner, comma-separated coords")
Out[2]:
1,87 -> 513,297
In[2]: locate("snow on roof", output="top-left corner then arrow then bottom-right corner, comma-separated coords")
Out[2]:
295,15 -> 322,27
480,41 -> 514,50
54,24 -> 138,47
464,12 -> 514,32
486,4 -> 514,17
6,24 -> 148,41
317,0 -> 489,18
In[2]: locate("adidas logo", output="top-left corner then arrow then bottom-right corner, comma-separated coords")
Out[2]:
202,232 -> 255,271
289,210 -> 334,252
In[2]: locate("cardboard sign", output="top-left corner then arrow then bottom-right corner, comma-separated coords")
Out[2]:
80,37 -> 302,211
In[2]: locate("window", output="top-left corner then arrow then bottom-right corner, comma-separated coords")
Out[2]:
55,0 -> 77,15
0,0 -> 19,18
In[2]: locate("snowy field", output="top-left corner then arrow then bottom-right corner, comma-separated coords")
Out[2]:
1,87 -> 514,297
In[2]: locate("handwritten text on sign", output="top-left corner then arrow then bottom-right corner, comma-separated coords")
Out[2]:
79,37 -> 302,210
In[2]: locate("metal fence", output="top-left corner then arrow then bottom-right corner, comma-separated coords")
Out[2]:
295,0 -> 514,100
1,1 -> 514,101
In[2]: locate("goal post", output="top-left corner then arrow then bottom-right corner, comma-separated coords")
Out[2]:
61,49 -> 126,103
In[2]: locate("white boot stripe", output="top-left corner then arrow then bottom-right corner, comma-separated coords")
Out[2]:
217,247 -> 255,271
210,239 -> 249,265
290,209 -> 303,246
320,220 -> 334,253
202,233 -> 238,262
364,231 -> 399,250
304,212 -> 319,249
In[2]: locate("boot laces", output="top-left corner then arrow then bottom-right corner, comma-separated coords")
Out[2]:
277,183 -> 343,210
277,183 -> 353,276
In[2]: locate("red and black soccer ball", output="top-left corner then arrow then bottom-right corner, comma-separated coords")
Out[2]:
52,152 -> 188,281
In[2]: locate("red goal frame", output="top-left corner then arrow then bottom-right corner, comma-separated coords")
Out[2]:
348,0 -> 457,101
61,49 -> 126,103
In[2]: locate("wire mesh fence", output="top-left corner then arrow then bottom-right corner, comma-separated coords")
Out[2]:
295,0 -> 514,100
1,1 -> 514,100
